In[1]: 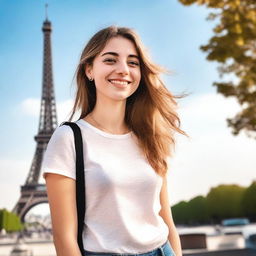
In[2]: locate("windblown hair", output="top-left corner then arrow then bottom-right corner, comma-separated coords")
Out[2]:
68,25 -> 188,177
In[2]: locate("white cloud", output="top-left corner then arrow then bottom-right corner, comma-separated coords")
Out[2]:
56,99 -> 81,123
20,98 -> 40,116
19,98 -> 80,124
168,93 -> 256,205
188,93 -> 240,117
178,92 -> 242,136
0,158 -> 30,211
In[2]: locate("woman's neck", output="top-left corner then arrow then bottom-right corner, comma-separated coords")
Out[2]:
84,100 -> 130,134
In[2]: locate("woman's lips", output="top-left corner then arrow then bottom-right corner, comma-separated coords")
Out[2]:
108,79 -> 131,88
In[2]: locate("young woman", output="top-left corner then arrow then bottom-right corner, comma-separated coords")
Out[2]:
42,26 -> 187,256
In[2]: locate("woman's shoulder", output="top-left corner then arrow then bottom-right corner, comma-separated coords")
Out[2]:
42,123 -> 77,180
49,122 -> 75,145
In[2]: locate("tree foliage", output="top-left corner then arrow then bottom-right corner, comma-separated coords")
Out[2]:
172,201 -> 190,224
241,180 -> 256,221
172,196 -> 209,225
206,184 -> 246,222
0,209 -> 23,232
179,0 -> 256,138
171,184 -> 252,225
188,196 -> 209,223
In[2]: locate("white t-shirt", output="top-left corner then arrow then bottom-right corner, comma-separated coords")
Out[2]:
42,119 -> 169,253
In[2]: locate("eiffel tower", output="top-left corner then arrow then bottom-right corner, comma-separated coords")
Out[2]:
13,8 -> 58,222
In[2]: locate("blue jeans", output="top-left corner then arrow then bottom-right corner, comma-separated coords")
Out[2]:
84,240 -> 175,256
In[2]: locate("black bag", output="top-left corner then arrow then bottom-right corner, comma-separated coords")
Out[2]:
60,121 -> 86,255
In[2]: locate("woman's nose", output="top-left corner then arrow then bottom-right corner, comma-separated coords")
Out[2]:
115,61 -> 129,75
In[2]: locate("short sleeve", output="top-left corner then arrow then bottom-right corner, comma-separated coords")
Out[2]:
41,125 -> 76,180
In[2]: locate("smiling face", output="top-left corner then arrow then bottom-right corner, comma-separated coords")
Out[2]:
85,36 -> 141,103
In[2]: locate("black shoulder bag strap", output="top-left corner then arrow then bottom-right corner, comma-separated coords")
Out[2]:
60,121 -> 85,255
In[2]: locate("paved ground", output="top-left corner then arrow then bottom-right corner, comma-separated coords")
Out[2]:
184,248 -> 256,256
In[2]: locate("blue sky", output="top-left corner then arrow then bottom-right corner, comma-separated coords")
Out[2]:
0,0 -> 215,158
1,0 -> 256,213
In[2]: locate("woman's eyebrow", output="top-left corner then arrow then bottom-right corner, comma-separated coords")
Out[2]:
101,52 -> 139,59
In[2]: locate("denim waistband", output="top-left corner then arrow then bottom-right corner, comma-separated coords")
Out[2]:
84,240 -> 169,256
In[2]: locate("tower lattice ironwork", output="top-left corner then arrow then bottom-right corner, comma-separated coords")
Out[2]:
13,13 -> 58,221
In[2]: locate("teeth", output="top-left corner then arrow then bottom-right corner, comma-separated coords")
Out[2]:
109,80 -> 129,85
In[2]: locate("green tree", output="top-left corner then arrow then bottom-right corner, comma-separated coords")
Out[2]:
0,210 -> 3,230
179,0 -> 256,138
241,181 -> 256,221
1,209 -> 8,231
172,201 -> 190,224
0,209 -> 23,232
206,184 -> 246,223
187,196 -> 208,224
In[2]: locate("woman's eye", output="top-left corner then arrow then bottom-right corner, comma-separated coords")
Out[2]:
129,61 -> 140,66
103,58 -> 116,63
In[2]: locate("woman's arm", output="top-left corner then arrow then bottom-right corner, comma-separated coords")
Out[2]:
159,175 -> 182,256
45,173 -> 82,256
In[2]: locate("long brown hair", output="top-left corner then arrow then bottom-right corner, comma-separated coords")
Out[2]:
68,25 -> 189,177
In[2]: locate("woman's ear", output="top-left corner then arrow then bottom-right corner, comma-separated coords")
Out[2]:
85,63 -> 93,80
